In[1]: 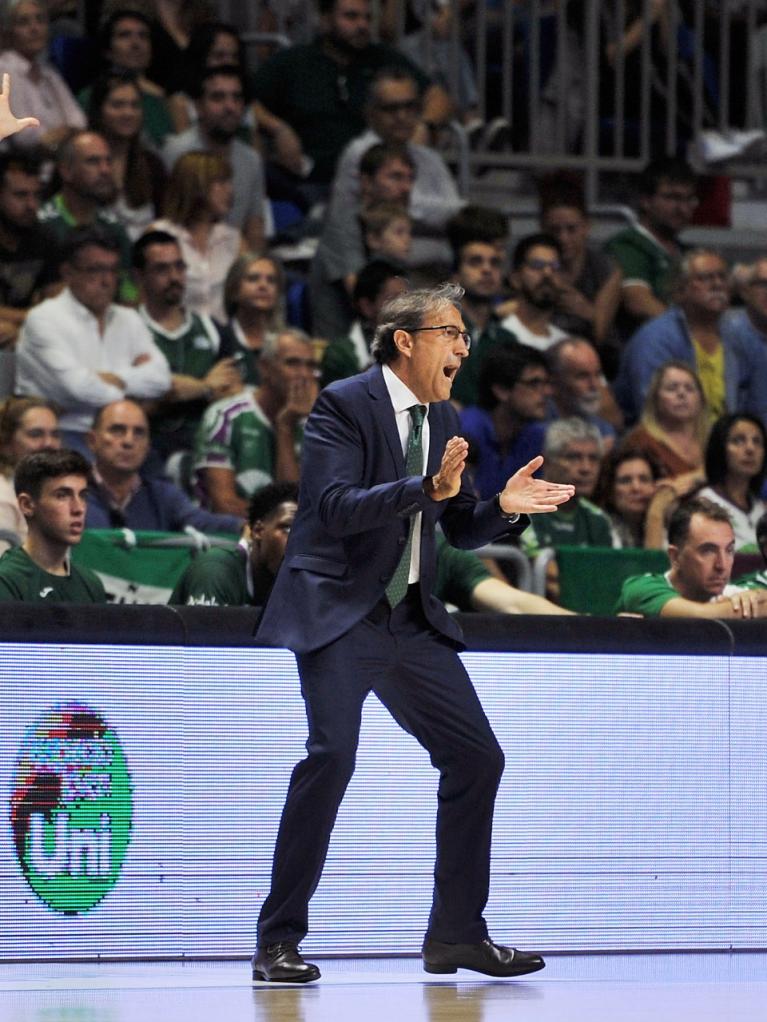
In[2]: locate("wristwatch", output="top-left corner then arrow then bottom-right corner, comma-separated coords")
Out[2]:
495,493 -> 520,524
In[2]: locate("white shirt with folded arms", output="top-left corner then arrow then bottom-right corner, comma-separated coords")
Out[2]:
15,287 -> 171,432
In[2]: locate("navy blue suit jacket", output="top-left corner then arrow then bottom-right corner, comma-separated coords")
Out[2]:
256,364 -> 527,653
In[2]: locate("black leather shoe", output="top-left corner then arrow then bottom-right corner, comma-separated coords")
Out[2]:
252,943 -> 321,983
422,937 -> 545,977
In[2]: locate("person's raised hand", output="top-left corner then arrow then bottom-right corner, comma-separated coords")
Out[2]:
0,74 -> 40,141
426,436 -> 468,500
500,455 -> 574,515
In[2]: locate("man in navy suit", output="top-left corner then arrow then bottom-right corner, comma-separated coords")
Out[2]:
253,283 -> 574,983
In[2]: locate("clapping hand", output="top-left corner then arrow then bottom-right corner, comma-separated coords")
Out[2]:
0,74 -> 40,141
426,436 -> 468,500
499,456 -> 575,515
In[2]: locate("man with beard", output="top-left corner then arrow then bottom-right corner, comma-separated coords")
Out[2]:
252,0 -> 450,197
459,344 -> 551,500
500,233 -> 569,353
133,230 -> 241,463
38,130 -> 135,303
163,66 -> 265,251
448,213 -> 517,408
547,336 -> 619,450
615,249 -> 767,428
0,152 -> 57,346
605,157 -> 698,338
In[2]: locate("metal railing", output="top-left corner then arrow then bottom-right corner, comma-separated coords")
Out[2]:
216,1 -> 767,205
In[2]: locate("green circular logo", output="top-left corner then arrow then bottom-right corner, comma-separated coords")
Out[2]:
9,701 -> 133,914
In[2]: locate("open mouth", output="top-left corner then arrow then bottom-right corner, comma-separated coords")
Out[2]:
443,365 -> 459,381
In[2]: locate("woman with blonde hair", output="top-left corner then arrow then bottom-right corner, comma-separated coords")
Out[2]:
221,252 -> 285,385
623,360 -> 710,548
0,396 -> 60,551
622,360 -> 709,481
149,150 -> 243,321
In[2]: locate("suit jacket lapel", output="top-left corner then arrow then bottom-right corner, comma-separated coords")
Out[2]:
367,364 -> 405,474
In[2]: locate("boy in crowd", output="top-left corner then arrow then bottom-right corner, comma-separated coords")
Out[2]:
0,449 -> 105,603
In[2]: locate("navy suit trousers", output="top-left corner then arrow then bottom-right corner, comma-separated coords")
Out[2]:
257,586 -> 505,947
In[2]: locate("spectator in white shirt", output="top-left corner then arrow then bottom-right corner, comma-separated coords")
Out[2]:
15,225 -> 170,453
0,0 -> 86,153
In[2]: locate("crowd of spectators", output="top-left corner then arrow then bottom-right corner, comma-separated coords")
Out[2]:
2,0 -> 767,621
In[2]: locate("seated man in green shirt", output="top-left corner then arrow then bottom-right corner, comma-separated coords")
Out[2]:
170,482 -> 298,607
521,417 -> 613,557
0,449 -> 105,603
615,496 -> 767,618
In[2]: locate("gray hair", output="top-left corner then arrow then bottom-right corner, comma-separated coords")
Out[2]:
672,247 -> 728,298
261,327 -> 312,361
543,416 -> 602,459
371,282 -> 465,365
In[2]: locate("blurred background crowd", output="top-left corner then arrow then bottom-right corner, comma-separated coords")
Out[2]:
3,0 -> 767,617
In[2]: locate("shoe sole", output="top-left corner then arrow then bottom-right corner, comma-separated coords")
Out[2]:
422,960 -> 544,978
252,970 -> 321,983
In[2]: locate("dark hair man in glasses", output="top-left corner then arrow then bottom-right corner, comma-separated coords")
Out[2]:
252,282 -> 574,984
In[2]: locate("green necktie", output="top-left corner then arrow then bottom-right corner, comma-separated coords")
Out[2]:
386,404 -> 426,608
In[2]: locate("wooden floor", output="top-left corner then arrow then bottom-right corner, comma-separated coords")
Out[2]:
2,954 -> 767,1022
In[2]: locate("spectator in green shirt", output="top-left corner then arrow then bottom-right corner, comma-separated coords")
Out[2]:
604,156 -> 698,339
521,417 -> 613,558
170,481 -> 298,606
0,449 -> 105,603
615,496 -> 767,619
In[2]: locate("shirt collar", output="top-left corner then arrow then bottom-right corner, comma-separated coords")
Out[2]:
62,286 -> 116,327
91,467 -> 143,511
139,304 -> 193,339
382,363 -> 428,416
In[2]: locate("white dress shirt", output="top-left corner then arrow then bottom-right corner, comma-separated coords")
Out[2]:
16,288 -> 171,432
382,363 -> 430,584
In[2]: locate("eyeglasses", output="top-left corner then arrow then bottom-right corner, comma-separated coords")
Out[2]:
689,271 -> 728,285
281,356 -> 321,374
407,324 -> 472,350
656,190 -> 699,205
524,258 -> 561,272
72,262 -> 120,276
375,99 -> 420,115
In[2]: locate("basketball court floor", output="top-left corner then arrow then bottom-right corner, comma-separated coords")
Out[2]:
2,952 -> 766,1022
